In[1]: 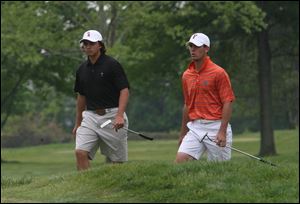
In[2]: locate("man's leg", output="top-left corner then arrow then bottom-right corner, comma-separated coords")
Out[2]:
175,152 -> 195,163
204,123 -> 232,162
175,135 -> 204,163
75,125 -> 99,171
97,112 -> 129,164
75,149 -> 90,170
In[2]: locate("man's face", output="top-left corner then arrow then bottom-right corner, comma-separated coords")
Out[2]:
187,43 -> 209,61
81,40 -> 101,56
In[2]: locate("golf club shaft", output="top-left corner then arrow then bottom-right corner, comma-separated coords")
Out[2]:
210,139 -> 276,166
229,146 -> 276,166
230,146 -> 262,160
189,129 -> 276,166
122,127 -> 153,140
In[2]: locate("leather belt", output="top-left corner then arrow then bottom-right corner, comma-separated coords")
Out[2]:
94,109 -> 106,116
90,107 -> 118,116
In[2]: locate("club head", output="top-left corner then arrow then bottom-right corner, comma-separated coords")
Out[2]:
100,119 -> 112,128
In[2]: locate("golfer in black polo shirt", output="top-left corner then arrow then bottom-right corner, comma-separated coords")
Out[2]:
73,30 -> 130,171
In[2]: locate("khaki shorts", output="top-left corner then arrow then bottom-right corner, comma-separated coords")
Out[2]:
76,109 -> 128,162
178,119 -> 233,161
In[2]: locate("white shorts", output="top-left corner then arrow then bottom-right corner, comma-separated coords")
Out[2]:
178,119 -> 233,161
76,109 -> 128,162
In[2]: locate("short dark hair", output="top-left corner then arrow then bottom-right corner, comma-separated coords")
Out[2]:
99,41 -> 106,54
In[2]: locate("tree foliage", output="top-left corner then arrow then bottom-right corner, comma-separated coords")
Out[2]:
1,1 -> 298,147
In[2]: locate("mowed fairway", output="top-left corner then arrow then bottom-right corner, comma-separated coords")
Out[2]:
1,129 -> 299,203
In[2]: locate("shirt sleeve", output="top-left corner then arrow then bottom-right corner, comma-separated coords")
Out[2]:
112,61 -> 130,91
74,69 -> 85,95
216,70 -> 235,103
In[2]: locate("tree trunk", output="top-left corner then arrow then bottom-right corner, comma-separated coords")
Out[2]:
257,23 -> 277,156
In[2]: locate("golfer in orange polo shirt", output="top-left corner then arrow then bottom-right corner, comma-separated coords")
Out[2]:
175,33 -> 235,163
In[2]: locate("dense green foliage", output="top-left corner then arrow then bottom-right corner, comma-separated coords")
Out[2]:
1,129 -> 298,202
1,2 -> 299,146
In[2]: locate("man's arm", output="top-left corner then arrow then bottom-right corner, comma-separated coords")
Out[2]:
216,101 -> 233,147
178,104 -> 190,147
114,88 -> 129,130
72,94 -> 86,137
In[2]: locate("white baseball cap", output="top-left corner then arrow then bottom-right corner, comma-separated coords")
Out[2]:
187,33 -> 210,47
80,30 -> 103,43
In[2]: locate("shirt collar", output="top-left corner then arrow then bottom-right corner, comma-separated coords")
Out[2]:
87,54 -> 105,66
188,56 -> 211,73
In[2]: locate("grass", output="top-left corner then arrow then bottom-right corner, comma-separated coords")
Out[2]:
1,129 -> 299,203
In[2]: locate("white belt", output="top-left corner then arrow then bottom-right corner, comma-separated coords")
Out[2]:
194,119 -> 221,124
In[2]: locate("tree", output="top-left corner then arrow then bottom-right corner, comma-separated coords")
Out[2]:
1,1 -> 298,150
257,17 -> 276,155
256,1 -> 299,156
117,1 -> 267,131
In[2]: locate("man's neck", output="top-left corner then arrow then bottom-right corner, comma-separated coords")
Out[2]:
89,52 -> 101,64
194,57 -> 205,72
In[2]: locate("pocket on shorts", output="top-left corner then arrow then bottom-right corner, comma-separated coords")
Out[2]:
76,126 -> 82,135
226,124 -> 233,143
81,111 -> 88,118
81,111 -> 98,128
123,113 -> 129,128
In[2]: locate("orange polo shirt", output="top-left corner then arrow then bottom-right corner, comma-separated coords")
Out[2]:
182,56 -> 235,120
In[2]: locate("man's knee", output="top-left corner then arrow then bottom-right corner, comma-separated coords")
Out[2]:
175,152 -> 195,163
75,149 -> 89,160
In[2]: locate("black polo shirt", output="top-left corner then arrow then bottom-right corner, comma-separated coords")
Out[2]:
74,54 -> 129,110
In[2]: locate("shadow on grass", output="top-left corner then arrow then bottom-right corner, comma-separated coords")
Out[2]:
1,160 -> 21,164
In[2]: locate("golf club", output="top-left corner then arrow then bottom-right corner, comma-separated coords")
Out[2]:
190,130 -> 277,167
100,119 -> 154,141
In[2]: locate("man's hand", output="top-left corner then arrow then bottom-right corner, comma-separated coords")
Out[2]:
113,115 -> 124,131
72,125 -> 79,140
215,132 -> 226,147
